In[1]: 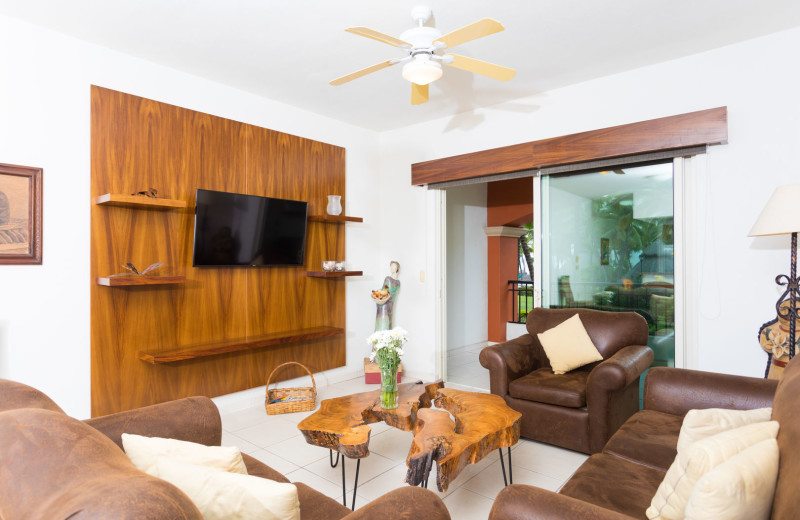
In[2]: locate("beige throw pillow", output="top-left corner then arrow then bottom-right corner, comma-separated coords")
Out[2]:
646,420 -> 779,520
685,438 -> 779,520
155,458 -> 301,520
537,314 -> 602,374
677,407 -> 772,453
121,433 -> 247,475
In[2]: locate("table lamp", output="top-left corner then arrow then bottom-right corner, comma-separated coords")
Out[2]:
749,184 -> 800,360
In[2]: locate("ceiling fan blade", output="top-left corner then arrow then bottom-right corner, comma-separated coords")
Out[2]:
445,54 -> 516,81
411,83 -> 429,105
330,60 -> 397,86
345,27 -> 411,48
434,18 -> 504,49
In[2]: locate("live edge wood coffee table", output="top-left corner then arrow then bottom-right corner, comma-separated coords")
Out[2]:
405,388 -> 522,493
297,382 -> 521,509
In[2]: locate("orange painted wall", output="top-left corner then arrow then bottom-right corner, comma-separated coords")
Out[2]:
486,178 -> 533,342
487,177 -> 533,227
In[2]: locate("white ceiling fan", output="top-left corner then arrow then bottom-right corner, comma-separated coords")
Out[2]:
330,5 -> 516,105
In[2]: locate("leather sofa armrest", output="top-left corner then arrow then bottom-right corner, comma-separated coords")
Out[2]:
586,345 -> 653,453
84,396 -> 222,450
341,487 -> 450,520
589,345 -> 654,392
643,367 -> 778,416
489,484 -> 634,520
480,334 -> 540,396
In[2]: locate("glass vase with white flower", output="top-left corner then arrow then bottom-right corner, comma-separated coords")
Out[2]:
367,327 -> 407,409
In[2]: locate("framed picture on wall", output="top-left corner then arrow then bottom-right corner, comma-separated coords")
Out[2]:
0,163 -> 42,265
600,237 -> 610,266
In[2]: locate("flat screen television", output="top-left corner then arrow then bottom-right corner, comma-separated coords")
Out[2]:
192,189 -> 308,267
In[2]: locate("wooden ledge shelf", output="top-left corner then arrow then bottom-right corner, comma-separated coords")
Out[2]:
94,193 -> 187,209
96,276 -> 186,287
308,215 -> 363,223
306,271 -> 363,278
138,326 -> 345,364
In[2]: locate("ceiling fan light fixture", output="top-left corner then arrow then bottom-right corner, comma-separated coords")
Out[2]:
402,55 -> 442,85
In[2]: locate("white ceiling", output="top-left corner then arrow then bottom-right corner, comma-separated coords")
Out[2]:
2,0 -> 799,131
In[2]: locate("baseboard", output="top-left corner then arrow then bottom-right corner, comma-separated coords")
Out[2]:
402,371 -> 437,384
211,365 -> 362,413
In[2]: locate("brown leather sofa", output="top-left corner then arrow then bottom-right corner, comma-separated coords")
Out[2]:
480,308 -> 653,454
0,379 -> 451,520
488,361 -> 793,519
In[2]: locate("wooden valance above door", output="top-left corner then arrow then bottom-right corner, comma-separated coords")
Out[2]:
411,106 -> 727,187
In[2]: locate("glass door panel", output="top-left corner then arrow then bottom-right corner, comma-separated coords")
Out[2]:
540,163 -> 675,368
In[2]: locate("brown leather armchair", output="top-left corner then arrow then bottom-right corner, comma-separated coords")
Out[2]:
480,308 -> 653,454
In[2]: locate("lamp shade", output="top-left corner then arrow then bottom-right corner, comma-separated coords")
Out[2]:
749,184 -> 800,236
402,56 -> 442,86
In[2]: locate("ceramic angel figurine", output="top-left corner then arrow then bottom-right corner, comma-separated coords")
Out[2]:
371,260 -> 401,331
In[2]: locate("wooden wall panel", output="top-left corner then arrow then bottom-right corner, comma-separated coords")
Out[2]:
91,86 -> 347,415
411,106 -> 728,185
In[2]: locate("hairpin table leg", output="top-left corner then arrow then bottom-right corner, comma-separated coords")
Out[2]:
508,446 -> 513,484
499,448 -> 508,486
351,459 -> 361,510
330,449 -> 340,468
341,456 -> 346,506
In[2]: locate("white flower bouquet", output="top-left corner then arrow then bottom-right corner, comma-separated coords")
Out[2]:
367,327 -> 407,372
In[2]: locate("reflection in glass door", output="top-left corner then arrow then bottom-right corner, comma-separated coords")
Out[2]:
540,163 -> 675,368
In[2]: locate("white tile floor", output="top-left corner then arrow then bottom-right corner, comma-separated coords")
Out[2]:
217,376 -> 588,519
447,343 -> 491,391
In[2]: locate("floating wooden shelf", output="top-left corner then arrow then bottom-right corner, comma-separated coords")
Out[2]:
96,276 -> 186,287
138,326 -> 345,364
306,271 -> 363,278
307,215 -> 363,223
94,193 -> 187,209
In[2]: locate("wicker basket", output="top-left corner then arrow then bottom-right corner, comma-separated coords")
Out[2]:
265,362 -> 317,415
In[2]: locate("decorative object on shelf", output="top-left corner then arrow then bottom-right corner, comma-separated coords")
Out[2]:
108,262 -> 164,277
371,260 -> 401,331
131,188 -> 158,198
750,184 -> 800,377
335,261 -> 346,271
94,193 -> 186,209
322,260 -> 336,272
367,327 -> 407,410
265,362 -> 317,415
0,163 -> 42,265
326,195 -> 342,216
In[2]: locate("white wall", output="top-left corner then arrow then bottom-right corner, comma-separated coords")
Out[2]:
445,184 -> 488,351
0,14 -> 382,418
379,26 -> 800,379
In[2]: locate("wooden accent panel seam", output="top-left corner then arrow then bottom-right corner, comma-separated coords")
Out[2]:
411,107 -> 728,185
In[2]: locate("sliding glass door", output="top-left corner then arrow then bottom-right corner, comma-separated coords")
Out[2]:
539,163 -> 676,368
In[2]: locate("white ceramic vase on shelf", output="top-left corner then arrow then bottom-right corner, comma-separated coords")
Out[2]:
326,195 -> 342,216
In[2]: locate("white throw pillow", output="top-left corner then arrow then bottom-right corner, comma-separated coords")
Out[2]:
121,433 -> 247,475
646,420 -> 779,520
537,314 -> 603,374
677,407 -> 772,453
155,458 -> 301,520
685,438 -> 779,520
